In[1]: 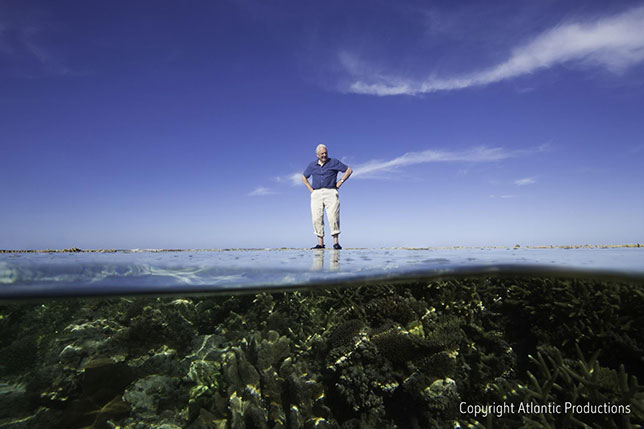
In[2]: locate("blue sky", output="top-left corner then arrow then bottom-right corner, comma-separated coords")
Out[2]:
1,0 -> 643,249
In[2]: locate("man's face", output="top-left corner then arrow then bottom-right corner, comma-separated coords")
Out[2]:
317,148 -> 328,163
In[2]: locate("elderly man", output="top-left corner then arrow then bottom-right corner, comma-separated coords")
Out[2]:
302,144 -> 352,249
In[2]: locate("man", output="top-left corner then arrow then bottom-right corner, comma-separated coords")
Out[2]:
302,144 -> 352,249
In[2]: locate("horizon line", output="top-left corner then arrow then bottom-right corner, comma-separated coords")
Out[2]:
1,243 -> 642,253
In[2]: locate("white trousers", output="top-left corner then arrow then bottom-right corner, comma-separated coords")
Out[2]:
310,188 -> 340,237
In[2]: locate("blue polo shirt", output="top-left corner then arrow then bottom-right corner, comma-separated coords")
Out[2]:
303,158 -> 349,189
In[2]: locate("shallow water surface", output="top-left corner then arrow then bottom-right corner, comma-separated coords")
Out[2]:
1,247 -> 643,298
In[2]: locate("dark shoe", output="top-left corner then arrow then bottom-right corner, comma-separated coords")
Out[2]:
311,244 -> 325,249
333,243 -> 342,250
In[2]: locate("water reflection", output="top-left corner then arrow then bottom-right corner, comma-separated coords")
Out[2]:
311,250 -> 340,271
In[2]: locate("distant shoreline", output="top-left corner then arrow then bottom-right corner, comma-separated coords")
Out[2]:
1,244 -> 641,253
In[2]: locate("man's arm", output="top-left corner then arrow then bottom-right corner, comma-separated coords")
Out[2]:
336,167 -> 352,188
302,175 -> 314,193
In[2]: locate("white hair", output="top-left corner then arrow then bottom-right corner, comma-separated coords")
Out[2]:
316,144 -> 327,154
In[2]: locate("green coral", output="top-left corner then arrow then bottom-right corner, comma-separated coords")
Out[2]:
522,344 -> 644,428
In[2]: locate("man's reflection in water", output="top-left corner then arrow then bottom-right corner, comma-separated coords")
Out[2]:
311,249 -> 324,271
330,250 -> 339,271
311,249 -> 340,271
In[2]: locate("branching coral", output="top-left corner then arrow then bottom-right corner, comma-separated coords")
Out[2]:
523,344 -> 644,428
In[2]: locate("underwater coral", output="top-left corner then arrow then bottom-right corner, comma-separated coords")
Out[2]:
0,275 -> 643,428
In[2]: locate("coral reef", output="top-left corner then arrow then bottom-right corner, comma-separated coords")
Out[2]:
0,274 -> 643,428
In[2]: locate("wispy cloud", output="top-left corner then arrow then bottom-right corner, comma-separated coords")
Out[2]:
248,186 -> 277,197
514,177 -> 537,186
346,5 -> 644,96
352,145 -> 544,178
278,144 -> 546,186
0,15 -> 71,77
490,194 -> 516,199
274,173 -> 304,187
20,29 -> 71,76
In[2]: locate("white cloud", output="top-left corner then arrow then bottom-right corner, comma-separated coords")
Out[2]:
490,194 -> 516,199
514,177 -> 537,186
346,5 -> 644,96
248,186 -> 277,197
351,145 -> 542,178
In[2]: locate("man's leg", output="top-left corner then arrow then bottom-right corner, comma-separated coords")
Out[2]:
326,189 -> 341,245
310,190 -> 325,246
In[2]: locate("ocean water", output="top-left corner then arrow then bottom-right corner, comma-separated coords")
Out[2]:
1,247 -> 643,428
